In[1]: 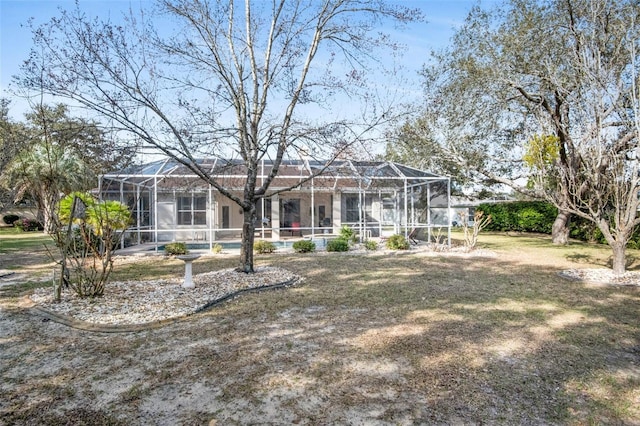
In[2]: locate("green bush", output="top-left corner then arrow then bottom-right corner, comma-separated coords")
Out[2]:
3,214 -> 19,225
327,238 -> 349,252
364,239 -> 378,251
386,234 -> 410,250
254,240 -> 276,254
478,201 -> 557,233
212,243 -> 223,254
14,218 -> 43,232
164,242 -> 188,256
292,239 -> 316,253
477,200 -> 640,248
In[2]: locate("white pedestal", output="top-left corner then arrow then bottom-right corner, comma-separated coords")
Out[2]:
177,255 -> 200,289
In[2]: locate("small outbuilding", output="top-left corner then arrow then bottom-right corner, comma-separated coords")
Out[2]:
98,158 -> 452,248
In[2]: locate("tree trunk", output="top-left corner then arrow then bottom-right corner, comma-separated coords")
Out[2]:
551,209 -> 570,245
238,208 -> 257,273
611,241 -> 627,276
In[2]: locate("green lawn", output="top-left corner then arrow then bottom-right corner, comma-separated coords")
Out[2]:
0,226 -> 54,253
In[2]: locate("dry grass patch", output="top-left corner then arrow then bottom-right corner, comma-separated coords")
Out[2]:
1,232 -> 639,424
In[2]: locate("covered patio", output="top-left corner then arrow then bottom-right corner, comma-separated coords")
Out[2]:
98,158 -> 452,249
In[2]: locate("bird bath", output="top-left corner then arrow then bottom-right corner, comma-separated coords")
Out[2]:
176,254 -> 201,289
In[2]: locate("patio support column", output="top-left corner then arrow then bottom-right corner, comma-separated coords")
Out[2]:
447,177 -> 451,247
136,185 -> 141,245
208,184 -> 213,250
358,180 -> 364,242
332,192 -> 341,232
119,181 -> 125,249
378,191 -> 382,238
153,176 -> 158,251
410,187 -> 415,232
311,178 -> 315,237
404,178 -> 409,239
427,182 -> 432,243
271,194 -> 280,241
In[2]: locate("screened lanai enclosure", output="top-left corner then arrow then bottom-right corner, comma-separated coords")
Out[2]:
99,158 -> 451,249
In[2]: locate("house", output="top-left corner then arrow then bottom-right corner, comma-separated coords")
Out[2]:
98,158 -> 452,248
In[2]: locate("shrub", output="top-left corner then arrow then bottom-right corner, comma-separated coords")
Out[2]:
478,201 -> 557,233
14,218 -> 43,232
211,243 -> 223,254
364,239 -> 378,251
292,239 -> 316,253
164,242 -> 188,256
254,240 -> 276,254
386,234 -> 410,250
3,214 -> 19,225
339,225 -> 358,244
326,238 -> 349,252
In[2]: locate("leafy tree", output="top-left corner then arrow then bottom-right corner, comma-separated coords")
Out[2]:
18,0 -> 421,273
1,103 -> 134,230
24,104 -> 136,177
0,99 -> 28,210
396,0 -> 639,274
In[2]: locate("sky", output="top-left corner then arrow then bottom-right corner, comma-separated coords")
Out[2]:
0,0 -> 494,120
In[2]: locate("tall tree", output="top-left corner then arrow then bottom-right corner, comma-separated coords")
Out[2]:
1,103 -> 132,232
0,99 -> 28,211
525,0 -> 640,274
3,142 -> 90,233
395,0 -> 639,273
18,0 -> 420,272
24,104 -> 136,177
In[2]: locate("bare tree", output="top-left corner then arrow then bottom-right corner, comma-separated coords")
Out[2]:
18,0 -> 420,272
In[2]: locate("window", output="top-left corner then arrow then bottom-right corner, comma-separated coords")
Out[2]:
345,195 -> 359,222
343,194 -> 373,223
177,194 -> 207,225
280,199 -> 300,228
222,206 -> 230,229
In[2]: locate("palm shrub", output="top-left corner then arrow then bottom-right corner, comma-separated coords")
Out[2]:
54,192 -> 131,299
386,234 -> 410,250
293,239 -> 316,253
339,225 -> 358,244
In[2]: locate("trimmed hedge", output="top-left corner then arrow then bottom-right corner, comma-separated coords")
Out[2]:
477,201 -> 557,234
476,201 -> 640,248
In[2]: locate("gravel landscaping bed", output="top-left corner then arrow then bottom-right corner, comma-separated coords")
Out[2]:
30,266 -> 299,326
560,268 -> 640,286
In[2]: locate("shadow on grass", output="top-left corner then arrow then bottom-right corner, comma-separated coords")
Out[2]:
185,252 -> 640,424
2,246 -> 639,424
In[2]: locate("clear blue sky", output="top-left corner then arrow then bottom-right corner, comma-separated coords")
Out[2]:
0,0 -> 493,120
